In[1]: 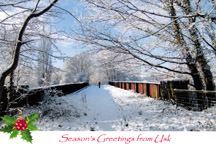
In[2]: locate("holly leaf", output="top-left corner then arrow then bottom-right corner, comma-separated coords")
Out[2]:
10,130 -> 19,139
1,124 -> 14,133
25,113 -> 38,124
28,124 -> 38,131
1,116 -> 17,125
21,129 -> 33,143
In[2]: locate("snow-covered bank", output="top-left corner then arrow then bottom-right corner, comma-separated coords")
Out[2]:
2,85 -> 215,131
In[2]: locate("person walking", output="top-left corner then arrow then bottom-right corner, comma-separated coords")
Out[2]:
98,81 -> 101,88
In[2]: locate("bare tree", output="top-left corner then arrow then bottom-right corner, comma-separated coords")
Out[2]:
0,0 -> 58,103
71,0 -> 215,92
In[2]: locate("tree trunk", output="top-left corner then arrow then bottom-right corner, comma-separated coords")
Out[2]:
183,0 -> 216,106
168,0 -> 205,108
168,0 -> 204,89
6,72 -> 15,114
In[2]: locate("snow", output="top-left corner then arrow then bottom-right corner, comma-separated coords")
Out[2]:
29,82 -> 87,90
2,85 -> 216,131
160,78 -> 189,82
110,81 -> 160,84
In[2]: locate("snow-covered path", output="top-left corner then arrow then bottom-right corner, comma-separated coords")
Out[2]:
13,85 -> 216,131
71,85 -> 126,131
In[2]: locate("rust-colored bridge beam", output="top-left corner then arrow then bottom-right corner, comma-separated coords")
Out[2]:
108,81 -> 160,98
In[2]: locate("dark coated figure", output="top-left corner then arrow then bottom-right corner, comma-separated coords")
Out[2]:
98,81 -> 101,88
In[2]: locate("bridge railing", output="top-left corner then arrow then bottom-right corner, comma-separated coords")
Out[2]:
0,82 -> 89,116
109,81 -> 160,98
109,79 -> 216,111
173,89 -> 216,111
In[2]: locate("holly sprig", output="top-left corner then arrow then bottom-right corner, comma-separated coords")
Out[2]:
1,113 -> 39,143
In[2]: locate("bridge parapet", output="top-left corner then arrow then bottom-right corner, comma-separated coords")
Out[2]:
109,81 -> 161,98
109,79 -> 189,100
0,82 -> 89,116
109,80 -> 212,110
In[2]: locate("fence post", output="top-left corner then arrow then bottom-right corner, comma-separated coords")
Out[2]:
202,93 -> 207,110
172,90 -> 178,107
160,79 -> 189,106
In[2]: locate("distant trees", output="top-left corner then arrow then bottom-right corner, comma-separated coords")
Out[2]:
60,52 -> 93,83
96,50 -> 143,81
59,50 -> 142,84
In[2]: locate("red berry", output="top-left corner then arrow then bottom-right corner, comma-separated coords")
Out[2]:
14,122 -> 19,126
19,123 -> 23,127
16,126 -> 21,131
21,119 -> 26,124
17,119 -> 21,123
23,123 -> 28,128
21,127 -> 26,131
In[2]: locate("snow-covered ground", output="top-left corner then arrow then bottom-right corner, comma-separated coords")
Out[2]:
3,85 -> 216,131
